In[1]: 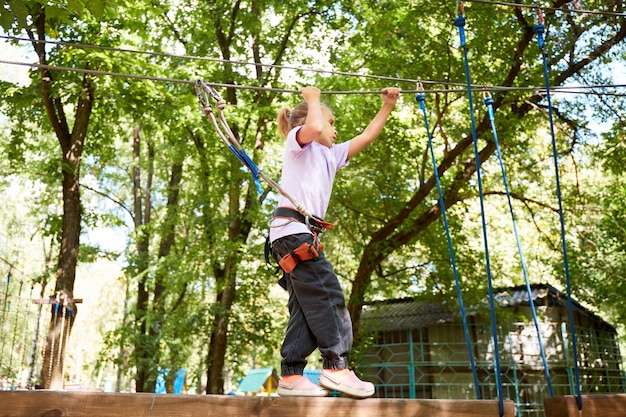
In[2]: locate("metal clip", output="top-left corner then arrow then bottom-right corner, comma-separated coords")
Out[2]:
206,84 -> 223,103
415,78 -> 426,105
195,80 -> 216,116
417,78 -> 425,92
195,80 -> 210,107
456,0 -> 465,17
482,84 -> 490,101
195,80 -> 224,107
536,4 -> 545,24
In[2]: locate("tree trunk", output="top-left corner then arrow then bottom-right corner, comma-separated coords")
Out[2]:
31,7 -> 93,389
148,162 -> 184,389
192,123 -> 255,394
205,161 -> 250,394
132,126 -> 154,392
131,123 -> 184,392
205,265 -> 237,394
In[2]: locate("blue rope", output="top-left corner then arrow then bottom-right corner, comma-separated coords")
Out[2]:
533,19 -> 583,410
227,145 -> 263,195
484,95 -> 554,397
195,80 -> 264,195
454,11 -> 504,415
415,90 -> 482,399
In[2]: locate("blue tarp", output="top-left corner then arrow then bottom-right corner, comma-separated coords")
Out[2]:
174,368 -> 186,394
303,369 -> 321,384
155,368 -> 186,394
237,368 -> 279,394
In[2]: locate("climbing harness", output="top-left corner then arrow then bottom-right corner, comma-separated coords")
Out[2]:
415,80 -> 481,399
483,90 -> 554,397
454,3 -> 503,413
262,208 -> 333,274
534,8 -> 583,410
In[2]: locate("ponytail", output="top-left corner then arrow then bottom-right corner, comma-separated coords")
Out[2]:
276,101 -> 333,138
277,107 -> 293,138
276,102 -> 309,138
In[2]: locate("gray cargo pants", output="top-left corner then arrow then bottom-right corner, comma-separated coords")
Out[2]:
271,233 -> 353,376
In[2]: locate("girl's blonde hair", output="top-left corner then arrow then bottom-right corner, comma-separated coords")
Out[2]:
276,102 -> 332,138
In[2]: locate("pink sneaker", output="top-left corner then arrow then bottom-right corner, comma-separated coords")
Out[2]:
319,370 -> 375,398
277,375 -> 328,397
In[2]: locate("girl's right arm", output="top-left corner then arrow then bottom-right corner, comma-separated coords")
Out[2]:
296,86 -> 324,145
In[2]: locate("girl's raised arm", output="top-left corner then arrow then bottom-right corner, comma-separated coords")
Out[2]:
347,87 -> 400,159
297,86 -> 325,145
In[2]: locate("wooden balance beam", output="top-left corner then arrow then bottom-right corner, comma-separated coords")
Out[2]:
544,394 -> 626,417
0,391 -> 515,417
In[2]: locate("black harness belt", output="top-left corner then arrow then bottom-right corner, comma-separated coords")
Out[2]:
272,207 -> 334,233
266,207 -> 334,275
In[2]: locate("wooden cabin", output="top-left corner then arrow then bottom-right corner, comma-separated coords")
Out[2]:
359,283 -> 625,417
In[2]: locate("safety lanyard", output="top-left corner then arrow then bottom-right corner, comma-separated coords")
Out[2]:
195,80 -> 327,229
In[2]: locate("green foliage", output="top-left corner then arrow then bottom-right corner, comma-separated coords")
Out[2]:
1,0 -> 626,392
1,0 -> 116,32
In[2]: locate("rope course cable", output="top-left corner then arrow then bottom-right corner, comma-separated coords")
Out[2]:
2,57 -> 624,96
0,34 -> 423,86
8,280 -> 24,384
1,35 -> 624,96
534,7 -> 583,411
483,90 -> 554,397
0,58 -> 422,94
20,284 -> 35,387
0,258 -> 38,389
0,265 -> 13,364
454,2 -> 504,414
414,82 -> 482,401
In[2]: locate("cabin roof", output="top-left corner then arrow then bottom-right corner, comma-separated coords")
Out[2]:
360,283 -> 615,332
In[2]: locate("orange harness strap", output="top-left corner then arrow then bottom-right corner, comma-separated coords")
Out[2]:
278,241 -> 324,274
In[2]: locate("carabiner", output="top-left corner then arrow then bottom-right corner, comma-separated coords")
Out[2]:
416,78 -> 425,92
195,80 -> 211,108
482,84 -> 491,101
206,84 -> 223,103
536,4 -> 544,24
456,0 -> 465,17
415,78 -> 426,106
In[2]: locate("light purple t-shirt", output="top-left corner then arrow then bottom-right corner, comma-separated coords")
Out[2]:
269,126 -> 350,243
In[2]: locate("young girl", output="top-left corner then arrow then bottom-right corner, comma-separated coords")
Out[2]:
270,86 -> 400,398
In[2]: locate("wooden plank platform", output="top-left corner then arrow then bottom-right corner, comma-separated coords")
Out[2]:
0,391 -> 516,417
544,394 -> 626,417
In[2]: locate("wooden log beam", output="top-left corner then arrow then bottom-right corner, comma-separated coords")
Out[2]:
0,391 -> 516,417
544,394 -> 626,417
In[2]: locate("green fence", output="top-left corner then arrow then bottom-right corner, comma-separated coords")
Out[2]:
360,322 -> 625,417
